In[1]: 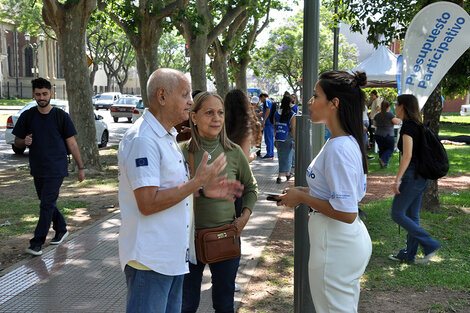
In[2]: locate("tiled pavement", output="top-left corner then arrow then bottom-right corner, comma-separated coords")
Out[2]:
0,155 -> 288,312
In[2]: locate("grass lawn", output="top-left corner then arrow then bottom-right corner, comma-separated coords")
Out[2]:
0,198 -> 87,238
0,147 -> 119,239
0,99 -> 31,107
362,188 -> 470,291
440,112 -> 470,124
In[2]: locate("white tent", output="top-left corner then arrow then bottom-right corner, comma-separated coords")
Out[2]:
351,45 -> 398,87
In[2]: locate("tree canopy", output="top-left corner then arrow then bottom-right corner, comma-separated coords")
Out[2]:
332,0 -> 470,98
251,8 -> 358,96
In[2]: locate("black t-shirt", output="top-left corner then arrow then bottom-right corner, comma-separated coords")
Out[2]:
12,107 -> 77,178
397,120 -> 422,165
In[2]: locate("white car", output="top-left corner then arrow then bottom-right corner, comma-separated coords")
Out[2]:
5,100 -> 109,154
132,99 -> 145,123
94,92 -> 121,110
460,104 -> 470,116
110,96 -> 141,123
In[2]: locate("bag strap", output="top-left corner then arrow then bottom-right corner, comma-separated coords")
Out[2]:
188,151 -> 195,179
188,150 -> 239,224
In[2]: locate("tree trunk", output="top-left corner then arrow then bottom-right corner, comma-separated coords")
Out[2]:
233,56 -> 250,93
420,83 -> 443,212
189,38 -> 209,92
210,42 -> 229,97
42,0 -> 101,172
133,27 -> 162,107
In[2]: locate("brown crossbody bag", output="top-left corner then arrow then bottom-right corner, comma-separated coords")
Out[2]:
188,151 -> 241,264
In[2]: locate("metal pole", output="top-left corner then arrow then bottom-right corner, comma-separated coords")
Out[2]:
294,0 -> 321,312
333,1 -> 339,70
14,31 -> 19,97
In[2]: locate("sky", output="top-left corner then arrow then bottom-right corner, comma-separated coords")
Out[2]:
257,1 -> 302,45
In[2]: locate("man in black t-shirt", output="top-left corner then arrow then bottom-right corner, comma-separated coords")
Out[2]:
12,78 -> 85,256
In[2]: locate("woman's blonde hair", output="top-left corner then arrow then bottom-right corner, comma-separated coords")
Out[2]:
186,91 -> 236,153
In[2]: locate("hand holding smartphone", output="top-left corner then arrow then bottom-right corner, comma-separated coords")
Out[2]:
264,191 -> 283,202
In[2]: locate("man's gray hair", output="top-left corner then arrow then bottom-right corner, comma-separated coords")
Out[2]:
147,68 -> 184,102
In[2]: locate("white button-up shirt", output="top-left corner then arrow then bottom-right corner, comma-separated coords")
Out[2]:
118,109 -> 191,276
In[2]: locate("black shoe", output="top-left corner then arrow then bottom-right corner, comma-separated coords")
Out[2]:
276,177 -> 281,184
286,174 -> 293,181
388,254 -> 414,264
262,155 -> 274,159
50,231 -> 69,245
367,155 -> 375,160
25,246 -> 43,256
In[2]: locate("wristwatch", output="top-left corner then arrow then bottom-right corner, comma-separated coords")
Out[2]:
198,186 -> 206,197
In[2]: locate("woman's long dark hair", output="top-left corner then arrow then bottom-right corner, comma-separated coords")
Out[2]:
396,94 -> 423,126
380,100 -> 391,117
279,95 -> 292,123
224,89 -> 253,146
318,70 -> 368,174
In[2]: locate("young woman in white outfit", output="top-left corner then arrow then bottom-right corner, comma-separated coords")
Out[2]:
278,70 -> 372,313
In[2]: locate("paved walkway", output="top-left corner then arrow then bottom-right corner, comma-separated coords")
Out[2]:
0,155 -> 287,312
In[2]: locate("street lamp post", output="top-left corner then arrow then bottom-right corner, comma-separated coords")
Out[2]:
25,32 -> 45,78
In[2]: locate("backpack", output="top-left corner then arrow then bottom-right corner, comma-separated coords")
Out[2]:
24,106 -> 71,155
416,121 -> 449,180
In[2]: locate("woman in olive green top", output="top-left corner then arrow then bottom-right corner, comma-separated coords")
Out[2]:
181,91 -> 258,313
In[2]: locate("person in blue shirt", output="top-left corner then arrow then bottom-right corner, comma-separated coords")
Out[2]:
290,93 -> 299,115
274,95 -> 295,184
12,78 -> 85,256
260,93 -> 275,158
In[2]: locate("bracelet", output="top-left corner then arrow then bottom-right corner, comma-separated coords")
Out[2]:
394,181 -> 401,185
78,167 -> 86,170
198,186 -> 206,197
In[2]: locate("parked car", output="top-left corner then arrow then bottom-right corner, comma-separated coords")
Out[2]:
132,99 -> 145,123
92,94 -> 101,105
5,100 -> 109,155
110,96 -> 141,123
460,104 -> 470,116
94,92 -> 121,110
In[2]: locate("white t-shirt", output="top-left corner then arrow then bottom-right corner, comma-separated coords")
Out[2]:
118,109 -> 192,276
370,97 -> 383,118
306,136 -> 367,213
363,104 -> 369,122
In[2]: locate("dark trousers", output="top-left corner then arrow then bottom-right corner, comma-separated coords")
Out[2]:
375,134 -> 395,166
182,256 -> 240,313
30,177 -> 66,247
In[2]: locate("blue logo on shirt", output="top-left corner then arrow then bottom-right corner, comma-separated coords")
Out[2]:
135,157 -> 148,167
331,192 -> 350,200
306,167 -> 316,179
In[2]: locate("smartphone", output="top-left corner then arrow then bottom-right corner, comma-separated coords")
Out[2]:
264,191 -> 283,202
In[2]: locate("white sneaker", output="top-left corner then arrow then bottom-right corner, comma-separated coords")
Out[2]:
234,283 -> 240,292
50,231 -> 69,245
25,246 -> 43,256
415,250 -> 438,264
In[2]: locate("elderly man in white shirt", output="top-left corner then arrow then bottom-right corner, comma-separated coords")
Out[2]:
118,68 -> 242,313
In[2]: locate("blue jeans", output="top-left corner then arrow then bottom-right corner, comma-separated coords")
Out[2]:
182,256 -> 240,313
391,164 -> 441,262
276,132 -> 294,173
363,120 -> 369,148
263,123 -> 274,157
30,177 -> 66,248
375,134 -> 395,166
124,265 -> 184,313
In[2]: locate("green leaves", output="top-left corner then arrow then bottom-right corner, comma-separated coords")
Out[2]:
251,7 -> 359,93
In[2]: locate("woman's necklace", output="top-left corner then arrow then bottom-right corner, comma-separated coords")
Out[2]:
201,142 -> 220,160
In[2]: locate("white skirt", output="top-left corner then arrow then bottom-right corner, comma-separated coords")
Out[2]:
308,213 -> 372,313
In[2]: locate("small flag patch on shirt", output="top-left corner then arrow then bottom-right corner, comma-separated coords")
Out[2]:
135,157 -> 148,167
